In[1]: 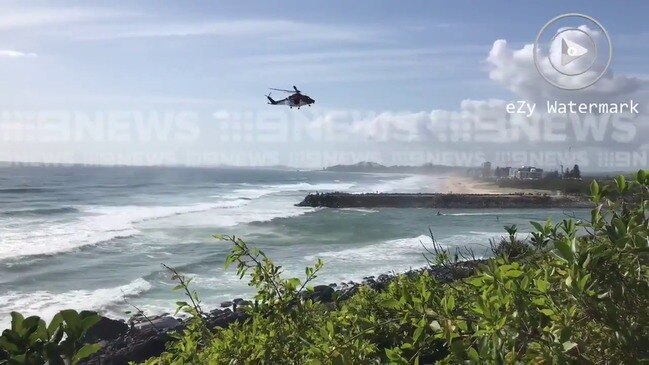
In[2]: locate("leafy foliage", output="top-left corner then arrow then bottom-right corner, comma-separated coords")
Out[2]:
145,171 -> 648,364
490,224 -> 532,259
0,310 -> 101,365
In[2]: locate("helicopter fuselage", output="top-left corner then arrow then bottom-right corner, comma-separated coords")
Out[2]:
266,86 -> 315,109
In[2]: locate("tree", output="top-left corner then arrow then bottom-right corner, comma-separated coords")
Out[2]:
544,170 -> 560,180
572,164 -> 581,179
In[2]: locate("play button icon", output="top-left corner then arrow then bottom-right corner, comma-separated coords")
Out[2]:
561,37 -> 588,66
547,27 -> 597,77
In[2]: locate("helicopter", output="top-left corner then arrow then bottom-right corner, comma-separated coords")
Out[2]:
266,85 -> 315,109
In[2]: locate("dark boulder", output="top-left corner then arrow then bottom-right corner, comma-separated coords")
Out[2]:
81,328 -> 171,365
82,316 -> 128,343
126,329 -> 171,363
310,285 -> 335,302
134,316 -> 182,332
206,309 -> 247,329
220,301 -> 233,308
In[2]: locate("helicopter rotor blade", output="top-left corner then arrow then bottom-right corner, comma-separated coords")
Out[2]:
269,88 -> 294,93
293,85 -> 301,93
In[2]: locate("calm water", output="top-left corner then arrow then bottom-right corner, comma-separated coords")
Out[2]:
0,166 -> 587,327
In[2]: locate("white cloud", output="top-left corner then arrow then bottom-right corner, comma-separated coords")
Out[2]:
486,27 -> 644,103
0,49 -> 36,58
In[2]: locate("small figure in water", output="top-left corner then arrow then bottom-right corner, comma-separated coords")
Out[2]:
496,215 -> 500,221
437,210 -> 443,216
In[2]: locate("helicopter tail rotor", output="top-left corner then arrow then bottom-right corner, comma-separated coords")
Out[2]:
266,93 -> 278,105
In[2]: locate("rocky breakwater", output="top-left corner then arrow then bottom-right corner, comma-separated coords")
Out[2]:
296,192 -> 589,209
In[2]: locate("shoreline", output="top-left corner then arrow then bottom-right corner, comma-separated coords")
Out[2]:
440,174 -> 553,195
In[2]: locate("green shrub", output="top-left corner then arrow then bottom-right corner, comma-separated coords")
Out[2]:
0,310 -> 101,365
490,224 -> 532,259
145,171 -> 648,364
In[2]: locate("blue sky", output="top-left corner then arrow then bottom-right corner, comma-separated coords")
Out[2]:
2,0 -> 647,110
0,1 -> 648,168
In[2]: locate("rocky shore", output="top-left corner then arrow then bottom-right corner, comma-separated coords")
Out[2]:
296,192 -> 589,209
79,260 -> 483,365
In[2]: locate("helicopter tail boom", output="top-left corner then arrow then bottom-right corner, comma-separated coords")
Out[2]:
266,95 -> 278,105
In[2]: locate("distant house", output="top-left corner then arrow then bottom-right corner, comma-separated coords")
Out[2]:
515,166 -> 543,180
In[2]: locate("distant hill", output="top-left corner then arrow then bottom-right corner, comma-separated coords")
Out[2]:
324,162 -> 468,174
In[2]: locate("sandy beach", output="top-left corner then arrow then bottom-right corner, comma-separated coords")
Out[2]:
440,175 -> 551,195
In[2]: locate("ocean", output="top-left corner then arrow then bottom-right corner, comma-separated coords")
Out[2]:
0,165 -> 586,327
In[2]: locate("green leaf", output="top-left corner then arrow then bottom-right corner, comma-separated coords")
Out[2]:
467,347 -> 480,361
590,180 -> 599,197
468,277 -> 484,287
530,221 -> 544,233
564,275 -> 572,287
532,297 -> 545,306
47,313 -> 64,335
380,298 -> 401,309
50,325 -> 64,344
539,308 -> 555,317
80,314 -> 101,332
578,274 -> 591,290
535,279 -> 549,293
554,240 -> 574,263
413,326 -> 424,343
447,295 -> 455,311
504,270 -> 523,278
615,175 -> 627,193
637,169 -> 647,184
385,347 -> 402,361
22,315 -> 40,328
72,343 -> 101,364
286,277 -> 301,290
10,312 -> 25,333
562,341 -> 578,352
60,309 -> 82,338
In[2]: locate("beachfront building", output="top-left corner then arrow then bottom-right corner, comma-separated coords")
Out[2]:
482,161 -> 492,178
494,166 -> 517,179
515,166 -> 543,180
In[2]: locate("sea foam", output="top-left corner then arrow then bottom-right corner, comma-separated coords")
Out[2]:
0,277 -> 152,329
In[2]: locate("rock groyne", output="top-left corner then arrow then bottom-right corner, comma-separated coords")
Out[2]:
296,192 -> 589,209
